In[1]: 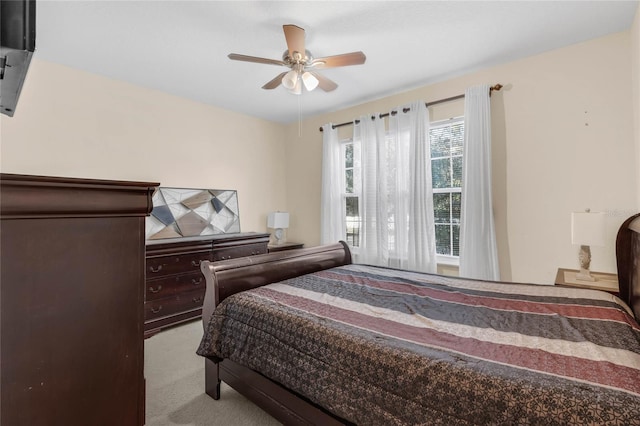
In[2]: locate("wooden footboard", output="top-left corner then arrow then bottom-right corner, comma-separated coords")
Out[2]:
199,242 -> 353,425
200,241 -> 352,327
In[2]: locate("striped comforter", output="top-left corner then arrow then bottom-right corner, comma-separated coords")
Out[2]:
197,264 -> 640,425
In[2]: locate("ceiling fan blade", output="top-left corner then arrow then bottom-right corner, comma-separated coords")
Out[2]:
262,72 -> 288,90
228,53 -> 286,67
283,24 -> 305,57
311,51 -> 366,69
310,72 -> 338,92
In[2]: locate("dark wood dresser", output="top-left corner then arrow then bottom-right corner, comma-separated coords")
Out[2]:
0,173 -> 158,426
144,232 -> 270,337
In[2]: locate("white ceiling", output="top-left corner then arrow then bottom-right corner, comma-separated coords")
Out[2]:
35,1 -> 638,124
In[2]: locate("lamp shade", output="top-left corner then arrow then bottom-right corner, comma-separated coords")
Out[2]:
571,211 -> 605,246
267,211 -> 289,229
289,77 -> 302,95
282,70 -> 298,90
301,71 -> 319,91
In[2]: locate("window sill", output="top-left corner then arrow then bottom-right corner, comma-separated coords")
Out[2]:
349,250 -> 458,263
436,255 -> 459,266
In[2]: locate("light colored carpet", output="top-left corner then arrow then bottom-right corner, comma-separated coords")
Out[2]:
144,320 -> 282,426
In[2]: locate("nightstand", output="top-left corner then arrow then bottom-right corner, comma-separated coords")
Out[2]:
555,268 -> 619,294
268,242 -> 304,252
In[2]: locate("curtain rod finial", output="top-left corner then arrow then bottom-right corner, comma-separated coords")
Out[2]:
491,84 -> 503,92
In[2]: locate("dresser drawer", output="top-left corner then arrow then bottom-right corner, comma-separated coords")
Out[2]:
146,251 -> 212,277
146,272 -> 205,301
144,233 -> 270,337
144,288 -> 206,321
212,243 -> 267,261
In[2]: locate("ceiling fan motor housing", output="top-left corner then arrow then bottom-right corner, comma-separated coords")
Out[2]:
282,49 -> 314,68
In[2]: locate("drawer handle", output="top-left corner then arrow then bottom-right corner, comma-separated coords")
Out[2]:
148,285 -> 163,294
191,260 -> 202,267
192,277 -> 203,285
151,306 -> 162,314
192,296 -> 203,303
149,265 -> 163,273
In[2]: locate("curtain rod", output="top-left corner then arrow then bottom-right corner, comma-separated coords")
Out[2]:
319,83 -> 503,132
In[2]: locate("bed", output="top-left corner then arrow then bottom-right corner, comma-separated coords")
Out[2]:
197,214 -> 640,425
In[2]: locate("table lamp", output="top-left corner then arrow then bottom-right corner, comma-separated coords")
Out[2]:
267,211 -> 289,245
571,210 -> 605,282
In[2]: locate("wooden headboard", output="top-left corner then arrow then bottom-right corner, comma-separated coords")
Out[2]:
616,213 -> 640,319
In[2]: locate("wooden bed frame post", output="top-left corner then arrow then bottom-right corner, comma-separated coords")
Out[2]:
616,212 -> 640,319
205,357 -> 221,400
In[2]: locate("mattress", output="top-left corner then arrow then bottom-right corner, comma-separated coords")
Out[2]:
198,264 -> 640,425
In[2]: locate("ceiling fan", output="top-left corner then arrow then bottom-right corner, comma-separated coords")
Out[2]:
228,24 -> 366,94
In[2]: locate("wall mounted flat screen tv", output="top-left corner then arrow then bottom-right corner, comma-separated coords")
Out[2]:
1,0 -> 36,117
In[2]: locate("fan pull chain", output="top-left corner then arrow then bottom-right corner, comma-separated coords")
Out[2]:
298,92 -> 301,137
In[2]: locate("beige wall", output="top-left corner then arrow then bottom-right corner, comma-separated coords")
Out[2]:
0,59 -> 288,233
633,7 -> 640,209
1,30 -> 636,286
284,31 -> 636,285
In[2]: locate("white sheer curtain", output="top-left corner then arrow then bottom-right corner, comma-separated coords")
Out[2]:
320,123 -> 345,244
354,114 -> 387,265
459,84 -> 500,280
354,101 -> 437,273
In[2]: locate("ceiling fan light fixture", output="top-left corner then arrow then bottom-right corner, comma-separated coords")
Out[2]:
282,69 -> 299,90
301,71 -> 319,91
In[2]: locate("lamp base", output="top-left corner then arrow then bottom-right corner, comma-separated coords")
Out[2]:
575,268 -> 597,282
272,228 -> 286,245
576,245 -> 596,281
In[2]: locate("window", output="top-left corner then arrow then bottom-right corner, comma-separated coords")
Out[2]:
342,140 -> 361,247
430,117 -> 464,259
341,116 -> 464,261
